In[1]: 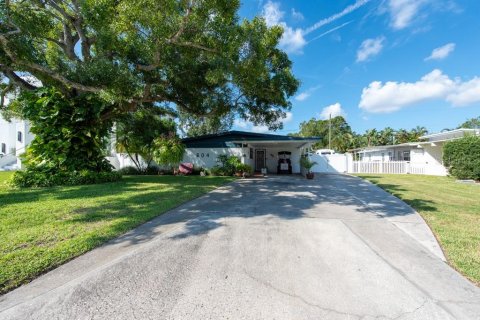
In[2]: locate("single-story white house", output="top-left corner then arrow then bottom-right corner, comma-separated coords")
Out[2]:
350,128 -> 480,176
1,113 -> 319,174
0,116 -> 34,171
181,131 -> 319,174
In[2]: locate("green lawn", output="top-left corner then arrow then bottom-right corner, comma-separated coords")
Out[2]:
0,173 -> 234,294
355,174 -> 480,285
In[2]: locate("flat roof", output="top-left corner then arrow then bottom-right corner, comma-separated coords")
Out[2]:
420,128 -> 480,140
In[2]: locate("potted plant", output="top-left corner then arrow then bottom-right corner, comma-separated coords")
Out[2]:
300,156 -> 317,179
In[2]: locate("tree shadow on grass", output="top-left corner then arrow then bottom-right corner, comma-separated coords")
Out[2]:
0,176 -> 231,206
61,174 -> 439,244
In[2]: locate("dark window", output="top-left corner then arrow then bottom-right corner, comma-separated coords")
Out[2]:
1,143 -> 5,154
403,151 -> 411,161
17,131 -> 22,142
249,148 -> 253,159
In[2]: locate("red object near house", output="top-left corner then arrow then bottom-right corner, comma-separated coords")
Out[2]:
179,163 -> 193,175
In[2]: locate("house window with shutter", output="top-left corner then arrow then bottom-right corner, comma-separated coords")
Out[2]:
17,131 -> 22,142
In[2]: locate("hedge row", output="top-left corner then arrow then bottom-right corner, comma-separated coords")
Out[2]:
443,135 -> 480,180
11,169 -> 122,188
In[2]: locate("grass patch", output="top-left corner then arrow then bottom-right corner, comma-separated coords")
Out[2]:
355,174 -> 480,285
0,174 -> 234,294
0,171 -> 14,185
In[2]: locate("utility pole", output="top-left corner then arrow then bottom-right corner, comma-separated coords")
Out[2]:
328,113 -> 332,150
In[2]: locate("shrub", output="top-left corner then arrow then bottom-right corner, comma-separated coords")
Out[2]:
118,165 -> 162,176
144,166 -> 161,175
443,135 -> 480,180
11,168 -> 122,188
191,166 -> 206,175
210,165 -> 229,176
118,166 -> 141,175
236,163 -> 253,175
214,155 -> 246,176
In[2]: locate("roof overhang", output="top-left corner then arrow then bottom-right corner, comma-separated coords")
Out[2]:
235,140 -> 317,149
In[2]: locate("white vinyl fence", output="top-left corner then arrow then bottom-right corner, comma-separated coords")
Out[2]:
351,161 -> 426,175
305,153 -> 447,176
310,154 -> 349,174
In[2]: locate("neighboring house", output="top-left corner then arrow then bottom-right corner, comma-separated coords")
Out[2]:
350,128 -> 480,176
181,131 -> 319,174
0,115 -> 34,171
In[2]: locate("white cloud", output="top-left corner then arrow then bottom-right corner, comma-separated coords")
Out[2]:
294,85 -> 322,102
387,0 -> 427,30
447,77 -> 480,106
262,1 -> 306,54
263,0 -> 369,54
233,118 -> 249,129
309,21 -> 353,43
263,1 -> 283,26
234,112 -> 293,133
359,69 -> 480,113
251,125 -> 270,133
425,43 -> 455,61
356,36 -> 385,62
295,92 -> 310,102
291,8 -> 304,21
282,111 -> 293,123
319,103 -> 346,120
304,0 -> 370,35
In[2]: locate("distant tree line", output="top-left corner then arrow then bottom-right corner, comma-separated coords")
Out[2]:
290,116 -> 479,153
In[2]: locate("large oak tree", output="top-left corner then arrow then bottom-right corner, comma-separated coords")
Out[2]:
0,0 -> 298,171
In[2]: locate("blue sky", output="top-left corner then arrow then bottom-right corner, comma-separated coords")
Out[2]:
233,0 -> 480,135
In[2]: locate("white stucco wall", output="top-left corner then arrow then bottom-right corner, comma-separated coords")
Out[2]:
182,146 -> 303,173
0,116 -> 16,155
0,116 -> 34,169
183,147 -> 245,169
421,143 -> 447,175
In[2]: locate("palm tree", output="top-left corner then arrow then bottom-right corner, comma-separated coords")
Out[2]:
365,129 -> 379,146
410,126 -> 428,141
379,127 -> 395,145
395,129 -> 410,144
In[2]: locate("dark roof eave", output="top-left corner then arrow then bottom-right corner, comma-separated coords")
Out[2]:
181,130 -> 320,143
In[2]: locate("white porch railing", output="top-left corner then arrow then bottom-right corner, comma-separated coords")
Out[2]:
351,161 -> 426,175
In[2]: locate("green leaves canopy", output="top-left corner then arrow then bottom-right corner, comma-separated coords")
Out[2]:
116,107 -> 176,171
152,135 -> 185,168
1,0 -> 299,129
294,116 -> 354,152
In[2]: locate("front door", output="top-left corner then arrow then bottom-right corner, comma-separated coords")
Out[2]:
255,149 -> 266,171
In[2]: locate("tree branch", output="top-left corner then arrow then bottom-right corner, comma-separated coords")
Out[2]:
171,41 -> 218,53
170,0 -> 195,42
0,67 -> 38,91
0,34 -> 102,93
0,83 -> 13,108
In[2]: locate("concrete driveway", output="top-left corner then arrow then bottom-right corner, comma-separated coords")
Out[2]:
1,174 -> 479,319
